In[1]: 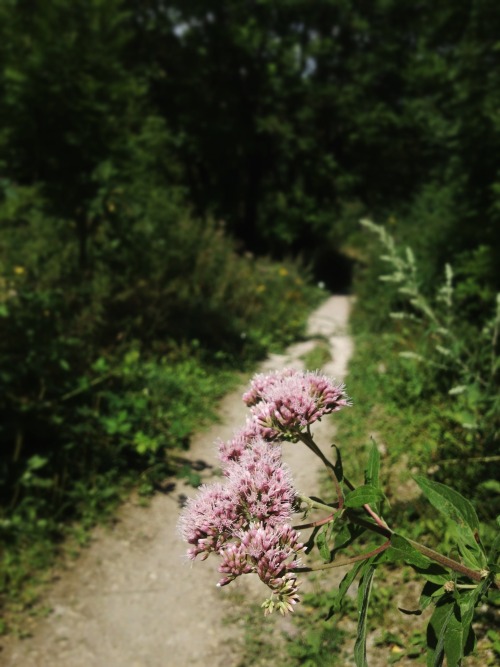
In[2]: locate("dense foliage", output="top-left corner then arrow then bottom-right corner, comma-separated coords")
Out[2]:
124,0 -> 500,281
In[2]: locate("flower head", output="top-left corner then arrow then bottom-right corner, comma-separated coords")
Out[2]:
245,369 -> 350,441
226,439 -> 297,525
178,483 -> 238,560
179,430 -> 303,612
242,369 -> 297,407
179,369 -> 352,615
217,420 -> 262,466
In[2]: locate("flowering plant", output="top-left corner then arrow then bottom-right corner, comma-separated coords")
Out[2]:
179,369 -> 499,666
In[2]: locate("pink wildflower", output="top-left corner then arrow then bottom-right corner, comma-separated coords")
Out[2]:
217,420 -> 262,466
246,369 -> 350,440
218,523 -> 303,592
218,542 -> 254,583
178,432 -> 303,613
239,523 -> 303,584
226,439 -> 297,525
242,368 -> 297,406
179,370 -> 351,614
178,483 -> 239,560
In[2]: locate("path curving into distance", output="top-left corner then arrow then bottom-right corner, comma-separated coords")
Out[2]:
1,295 -> 353,667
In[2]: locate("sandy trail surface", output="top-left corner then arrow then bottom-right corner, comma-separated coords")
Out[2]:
1,295 -> 353,667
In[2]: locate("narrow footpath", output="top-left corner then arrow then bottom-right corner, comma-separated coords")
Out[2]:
2,295 -> 353,667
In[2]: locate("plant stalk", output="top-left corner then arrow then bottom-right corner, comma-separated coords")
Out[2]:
295,540 -> 391,572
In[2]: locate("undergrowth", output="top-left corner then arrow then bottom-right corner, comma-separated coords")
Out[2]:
0,182 -> 324,635
279,220 -> 500,666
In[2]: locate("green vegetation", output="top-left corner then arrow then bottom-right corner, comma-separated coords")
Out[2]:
279,225 -> 500,664
301,341 -> 333,372
0,1 -> 325,630
1,0 -> 500,656
0,207 -> 321,630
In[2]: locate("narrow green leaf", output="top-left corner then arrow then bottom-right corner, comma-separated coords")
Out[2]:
354,561 -> 376,667
316,524 -> 332,562
415,564 -> 450,586
344,485 -> 384,508
330,559 -> 365,615
426,585 -> 484,667
442,603 -> 465,667
441,586 -> 484,667
414,476 -> 486,569
426,598 -> 455,667
420,581 -> 446,611
332,444 -> 344,482
365,442 -> 381,489
456,535 -> 487,571
457,580 -> 488,655
332,522 -> 366,558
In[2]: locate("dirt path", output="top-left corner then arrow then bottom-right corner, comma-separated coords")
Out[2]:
1,295 -> 353,667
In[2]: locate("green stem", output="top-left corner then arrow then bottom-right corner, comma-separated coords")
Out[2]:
293,513 -> 336,531
294,495 -> 338,530
299,429 -> 389,531
344,512 -> 499,589
406,537 -> 499,588
297,430 -> 344,510
345,514 -> 499,589
345,511 -> 392,539
294,540 -> 391,572
295,428 -> 499,589
298,494 -> 336,514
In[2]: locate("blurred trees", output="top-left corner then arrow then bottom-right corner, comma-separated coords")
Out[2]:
2,0 -> 500,272
0,0 -> 150,270
116,1 -> 499,289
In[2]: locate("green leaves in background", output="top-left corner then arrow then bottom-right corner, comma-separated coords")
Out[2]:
365,441 -> 381,489
489,516 -> 500,567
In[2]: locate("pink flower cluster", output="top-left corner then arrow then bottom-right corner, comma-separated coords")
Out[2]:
243,368 -> 350,441
178,435 -> 303,613
179,369 -> 350,614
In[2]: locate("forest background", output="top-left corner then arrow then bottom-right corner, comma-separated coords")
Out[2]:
0,0 -> 499,654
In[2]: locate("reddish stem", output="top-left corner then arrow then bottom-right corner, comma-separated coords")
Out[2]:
294,540 -> 391,572
343,474 -> 390,531
294,511 -> 336,531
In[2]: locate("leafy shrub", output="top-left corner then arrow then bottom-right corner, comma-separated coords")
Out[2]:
348,220 -> 500,517
0,175 -> 322,627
